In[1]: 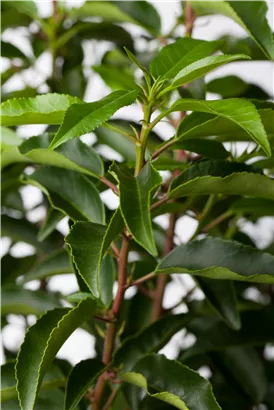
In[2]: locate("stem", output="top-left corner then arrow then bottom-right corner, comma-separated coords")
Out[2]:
202,210 -> 232,233
102,388 -> 119,410
100,177 -> 119,195
185,1 -> 196,37
135,104 -> 153,176
150,195 -> 169,212
152,212 -> 177,322
152,139 -> 176,161
92,236 -> 130,410
130,271 -> 156,287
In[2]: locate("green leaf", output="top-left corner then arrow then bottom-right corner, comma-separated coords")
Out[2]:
229,198 -> 274,217
1,285 -> 61,316
1,40 -> 28,60
171,99 -> 271,156
37,209 -> 64,242
168,160 -> 274,200
196,278 -> 240,330
156,236 -> 274,283
121,354 -> 221,410
168,54 -> 250,90
190,1 -> 274,59
1,94 -> 81,126
2,0 -> 38,19
114,313 -> 192,371
21,249 -> 72,284
65,209 -> 123,298
23,166 -> 105,223
207,75 -> 270,99
15,297 -> 98,410
1,215 -> 63,252
1,128 -> 29,170
64,359 -> 104,410
172,139 -> 229,159
100,254 -> 116,307
93,64 -> 137,91
50,90 -> 138,149
19,134 -> 104,178
110,162 -> 162,256
2,389 -> 68,410
214,347 -> 267,404
1,254 -> 36,285
1,361 -> 65,402
150,38 -> 222,80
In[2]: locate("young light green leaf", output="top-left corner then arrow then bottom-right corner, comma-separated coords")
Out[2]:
113,313 -> 192,371
110,162 -> 162,256
1,285 -> 61,316
168,160 -> 274,200
190,1 -> 274,60
1,127 -> 29,169
21,249 -> 72,284
168,54 -> 250,89
156,237 -> 274,283
23,166 -> 105,224
65,209 -> 123,298
65,359 -> 104,410
196,278 -> 240,330
150,38 -> 222,80
170,99 -> 271,156
50,90 -> 138,149
1,362 -> 65,403
15,297 -> 98,410
121,354 -> 221,410
19,134 -> 104,178
1,94 -> 81,126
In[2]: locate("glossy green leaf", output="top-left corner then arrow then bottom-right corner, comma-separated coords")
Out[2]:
172,139 -> 229,159
169,54 -> 250,89
190,1 -> 274,59
1,215 -> 63,252
50,90 -> 138,149
114,313 -> 192,371
23,166 -> 105,223
110,162 -> 162,256
121,354 -> 221,410
64,359 -> 104,410
150,38 -> 222,80
19,134 -> 104,178
1,361 -> 65,402
156,237 -> 274,283
37,209 -> 64,242
168,160 -> 274,200
100,254 -> 115,307
21,249 -> 72,284
15,297 -> 98,410
1,94 -> 81,126
93,64 -> 137,91
196,278 -> 240,330
2,389 -> 68,410
229,198 -> 274,217
1,285 -> 61,316
171,99 -> 271,156
65,209 -> 123,298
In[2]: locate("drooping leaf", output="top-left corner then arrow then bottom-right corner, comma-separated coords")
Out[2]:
23,166 -> 105,223
50,90 -> 138,149
156,236 -> 274,283
190,1 -> 274,59
110,162 -> 162,256
65,209 -> 123,298
196,278 -> 240,330
1,94 -> 81,126
21,249 -> 72,283
150,38 -> 222,80
168,160 -> 274,200
113,313 -> 192,371
169,99 -> 271,156
19,134 -> 104,178
1,361 -> 65,402
64,359 -> 104,410
121,354 -> 221,410
167,54 -> 250,90
207,75 -> 271,99
1,285 -> 61,316
15,297 -> 98,410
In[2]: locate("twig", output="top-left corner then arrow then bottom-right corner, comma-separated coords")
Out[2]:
150,195 -> 169,212
202,211 -> 232,233
100,176 -> 119,195
130,271 -> 156,287
102,388 -> 119,410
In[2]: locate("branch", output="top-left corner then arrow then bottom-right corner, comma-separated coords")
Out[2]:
100,176 -> 119,195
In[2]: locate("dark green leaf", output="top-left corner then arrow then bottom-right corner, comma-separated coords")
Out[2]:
1,41 -> 28,60
66,209 -> 123,298
15,297 -> 98,410
190,1 -> 274,59
1,94 -> 81,126
171,99 -> 271,156
37,209 -> 64,242
172,139 -> 229,159
50,90 -> 138,149
24,166 -> 105,223
100,254 -> 116,307
121,354 -> 221,410
156,236 -> 274,283
93,65 -> 137,91
110,162 -> 162,256
1,254 -> 36,285
229,198 -> 274,217
207,75 -> 271,99
65,359 -> 104,410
